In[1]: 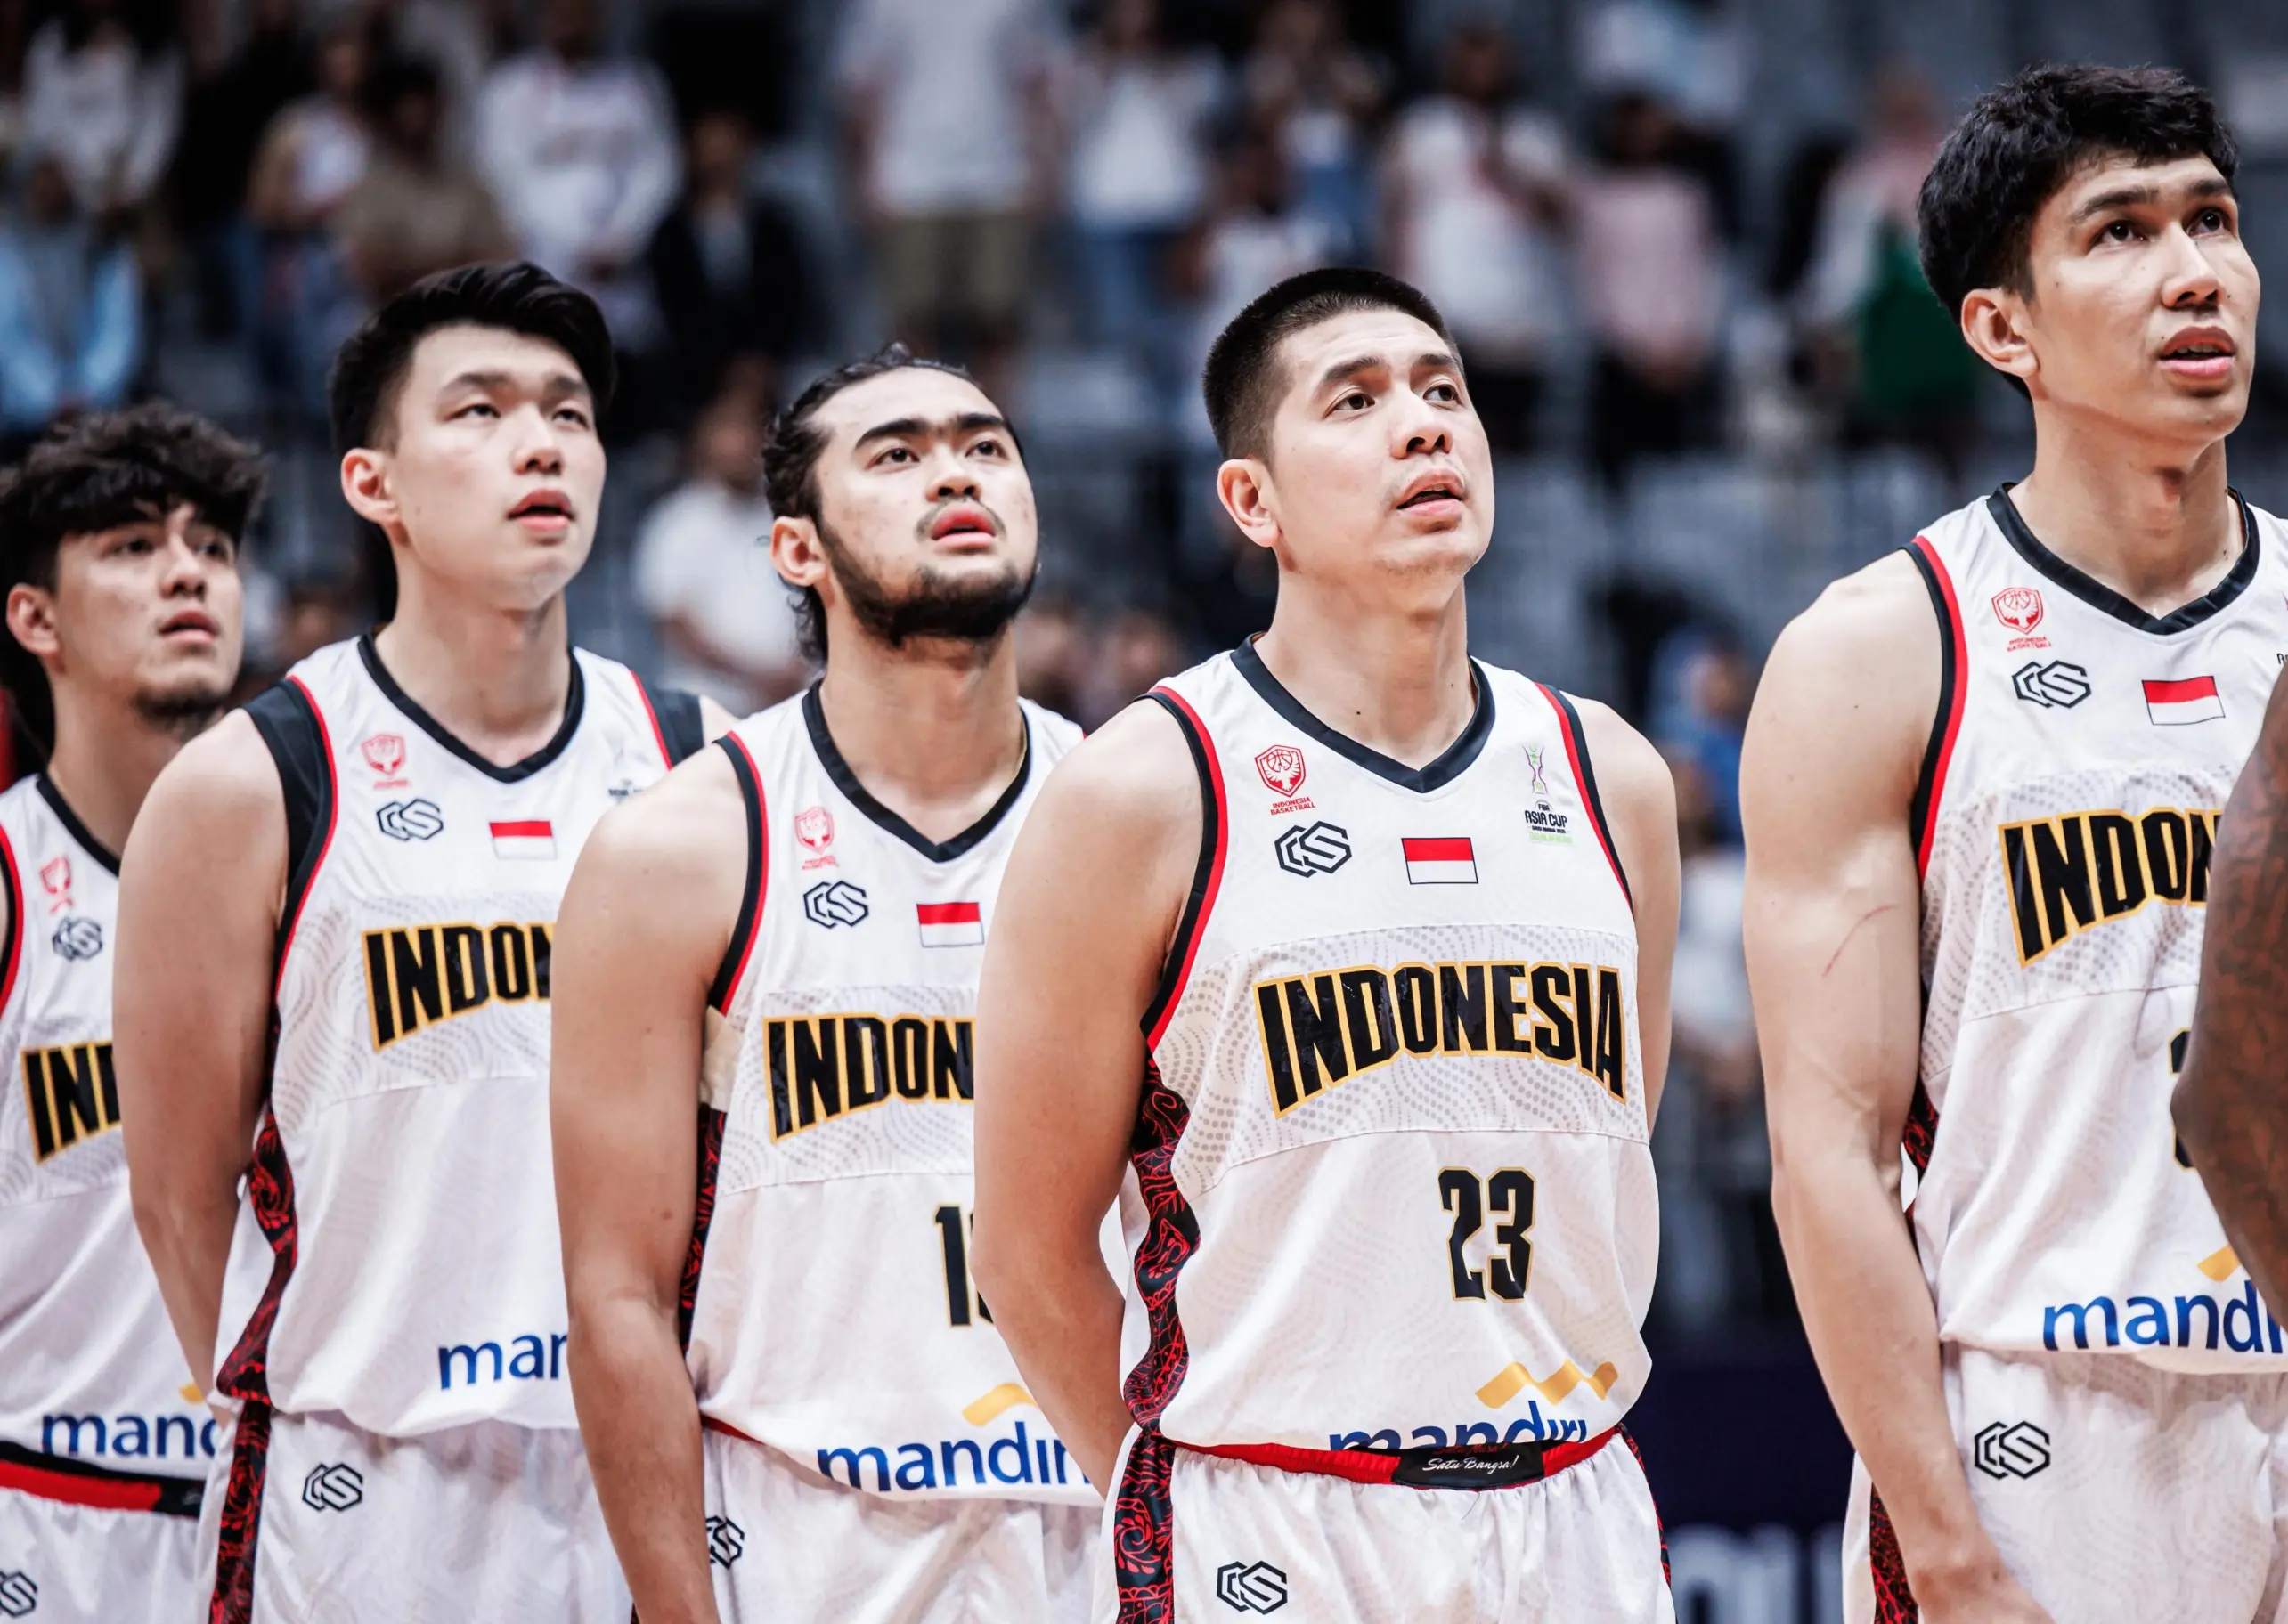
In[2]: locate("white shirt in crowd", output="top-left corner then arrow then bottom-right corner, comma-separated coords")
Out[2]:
1387,97 -> 1568,364
1572,167 -> 1722,373
474,46 -> 680,343
1065,48 -> 1223,231
836,0 -> 1056,217
21,20 -> 182,214
633,477 -> 803,718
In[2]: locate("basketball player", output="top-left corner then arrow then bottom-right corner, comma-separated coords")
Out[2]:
550,345 -> 1094,1622
970,267 -> 1681,1621
112,263 -> 726,1621
0,405 -> 257,1624
1742,67 -> 2284,1621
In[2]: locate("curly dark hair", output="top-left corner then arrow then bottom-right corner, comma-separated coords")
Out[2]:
1918,65 -> 2239,326
0,402 -> 267,754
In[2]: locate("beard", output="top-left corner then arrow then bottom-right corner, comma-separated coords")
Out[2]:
133,677 -> 232,741
817,513 -> 1038,652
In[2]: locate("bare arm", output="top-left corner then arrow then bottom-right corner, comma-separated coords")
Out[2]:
1573,700 -> 1679,1125
553,750 -> 745,1624
2176,670 -> 2288,1314
972,702 -> 1198,1492
1742,556 -> 2048,1622
115,713 -> 285,1393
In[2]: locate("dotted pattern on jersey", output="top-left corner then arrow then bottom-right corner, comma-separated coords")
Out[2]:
1153,919 -> 1644,1201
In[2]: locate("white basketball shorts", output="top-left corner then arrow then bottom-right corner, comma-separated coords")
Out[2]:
0,1443 -> 204,1624
701,1425 -> 1097,1622
1095,1424 -> 1674,1621
195,1401 -> 628,1622
1843,1344 -> 2288,1622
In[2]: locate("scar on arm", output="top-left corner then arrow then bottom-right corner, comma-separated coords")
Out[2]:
1822,903 -> 1898,978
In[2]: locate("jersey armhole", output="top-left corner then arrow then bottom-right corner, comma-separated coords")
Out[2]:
1901,538 -> 1968,881
706,733 -> 767,1014
243,676 -> 338,978
1536,683 -> 1633,914
1141,689 -> 1228,1049
635,676 -> 709,768
0,822 -> 22,1012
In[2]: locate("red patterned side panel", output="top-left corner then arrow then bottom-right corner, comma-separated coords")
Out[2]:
216,1106 -> 297,1401
1113,1426 -> 1177,1623
1120,1066 -> 1198,1426
1902,1082 -> 1940,1179
1868,1484 -> 1920,1623
679,1105 -> 727,1350
1620,1427 -> 1670,1586
207,1400 -> 273,1624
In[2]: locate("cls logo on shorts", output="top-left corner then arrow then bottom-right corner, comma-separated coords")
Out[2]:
1974,1421 -> 2052,1480
0,1570 -> 35,1618
301,1462 -> 366,1511
705,1515 -> 745,1567
1215,1559 -> 1289,1613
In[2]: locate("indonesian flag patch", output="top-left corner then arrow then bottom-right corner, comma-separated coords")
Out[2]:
916,900 -> 985,948
1403,837 -> 1478,885
2143,676 -> 2224,727
490,820 -> 558,860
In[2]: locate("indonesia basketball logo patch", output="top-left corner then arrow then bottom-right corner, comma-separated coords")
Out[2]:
1403,837 -> 1478,884
1255,744 -> 1313,814
2144,676 -> 2225,726
1991,586 -> 2050,652
916,901 -> 985,948
489,819 -> 557,859
362,732 -> 411,788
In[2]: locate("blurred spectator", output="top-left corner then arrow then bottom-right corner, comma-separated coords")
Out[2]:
368,0 -> 495,156
1575,92 -> 1722,491
1244,0 -> 1386,261
1650,627 -> 1750,849
647,108 -> 813,421
475,0 -> 680,348
0,150 -> 141,440
1078,605 -> 1185,728
634,383 -> 806,716
173,0 -> 308,341
21,0 -> 183,222
1064,0 -> 1223,382
1803,67 -> 1980,475
338,55 -> 512,306
1577,0 -> 1747,235
1383,23 -> 1567,455
1014,597 -> 1087,720
836,0 -> 1058,389
0,0 -> 31,177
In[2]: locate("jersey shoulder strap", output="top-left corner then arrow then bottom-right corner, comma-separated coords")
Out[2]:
632,677 -> 709,767
243,675 -> 338,959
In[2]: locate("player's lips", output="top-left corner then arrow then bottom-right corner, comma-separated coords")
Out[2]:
928,503 -> 999,547
508,489 -> 576,532
1395,467 -> 1469,517
2160,326 -> 2238,380
159,609 -> 218,641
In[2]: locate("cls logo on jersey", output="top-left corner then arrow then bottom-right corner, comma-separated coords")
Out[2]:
803,880 -> 870,929
1255,745 -> 1314,815
362,922 -> 552,1047
2011,661 -> 2090,709
765,1011 -> 974,1139
21,1041 -> 118,1161
301,1463 -> 364,1512
1216,1561 -> 1289,1613
38,855 -> 71,913
1274,821 -> 1350,876
1999,806 -> 2217,963
376,799 -> 444,841
1991,586 -> 2050,651
49,915 -> 102,961
1974,1421 -> 2051,1480
794,806 -> 837,870
0,1570 -> 34,1618
361,733 -> 410,789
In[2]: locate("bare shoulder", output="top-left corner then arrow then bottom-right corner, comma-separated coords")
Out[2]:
126,711 -> 286,882
1747,550 -> 1940,798
145,710 -> 284,821
1029,695 -> 1199,841
577,739 -> 745,898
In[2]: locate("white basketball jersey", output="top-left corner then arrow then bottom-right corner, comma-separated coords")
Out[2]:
688,688 -> 1092,1504
1128,644 -> 1653,1465
1909,488 -> 2288,1373
213,636 -> 705,1435
0,776 -> 210,1499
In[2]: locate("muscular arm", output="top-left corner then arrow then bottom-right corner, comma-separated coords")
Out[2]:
972,702 -> 1198,1492
1742,556 -> 2046,1622
1573,700 -> 1680,1125
115,713 -> 285,1393
2176,670 -> 2288,1315
552,750 -> 745,1624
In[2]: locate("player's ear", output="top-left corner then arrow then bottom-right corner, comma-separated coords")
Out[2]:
338,447 -> 400,532
1960,286 -> 2038,388
1217,457 -> 1282,553
770,513 -> 827,591
5,581 -> 60,664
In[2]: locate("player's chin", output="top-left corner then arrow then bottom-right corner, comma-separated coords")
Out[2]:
1375,520 -> 1486,574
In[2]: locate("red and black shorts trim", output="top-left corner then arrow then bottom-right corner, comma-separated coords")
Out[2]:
1537,683 -> 1633,912
0,1439 -> 202,1518
706,732 -> 767,1016
208,1401 -> 273,1624
1867,1482 -> 1919,1622
1901,539 -> 1967,881
680,1104 -> 729,1351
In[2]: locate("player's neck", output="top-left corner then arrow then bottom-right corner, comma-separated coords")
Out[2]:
42,692 -> 205,860
373,579 -> 574,767
815,633 -> 1025,845
2010,426 -> 2240,617
1254,581 -> 1474,769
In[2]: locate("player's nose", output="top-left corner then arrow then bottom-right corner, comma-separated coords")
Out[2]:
2162,223 -> 2227,308
509,403 -> 567,474
924,445 -> 981,499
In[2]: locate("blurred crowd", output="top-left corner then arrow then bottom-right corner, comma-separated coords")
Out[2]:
0,0 -> 2084,1341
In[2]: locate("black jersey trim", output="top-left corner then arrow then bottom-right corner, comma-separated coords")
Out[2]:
1902,539 -> 1968,881
0,820 -> 20,1014
708,732 -> 767,1014
1540,686 -> 1633,913
35,775 -> 119,873
801,684 -> 1032,864
1986,484 -> 2260,636
1141,689 -> 1228,1047
356,632 -> 586,783
645,682 -> 708,767
1230,639 -> 1494,792
243,677 -> 338,970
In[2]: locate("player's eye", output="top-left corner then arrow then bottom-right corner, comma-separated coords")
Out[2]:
1426,381 -> 1461,404
2101,220 -> 2139,244
1335,391 -> 1372,413
970,437 -> 1005,458
2194,207 -> 2230,234
554,406 -> 590,428
455,402 -> 498,419
875,446 -> 916,465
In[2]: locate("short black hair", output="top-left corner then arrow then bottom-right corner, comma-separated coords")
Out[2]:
1918,64 -> 2239,322
1202,267 -> 1456,461
0,403 -> 266,755
761,343 -> 987,662
327,261 -> 616,455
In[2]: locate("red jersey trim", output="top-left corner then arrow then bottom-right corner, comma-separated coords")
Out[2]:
1904,538 -> 1968,881
708,732 -> 768,1014
1141,687 -> 1228,1050
631,670 -> 674,768
0,820 -> 24,1014
272,675 -> 338,997
1181,1424 -> 1616,1489
1536,684 -> 1633,914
